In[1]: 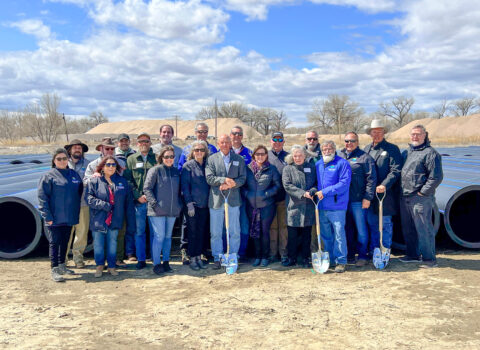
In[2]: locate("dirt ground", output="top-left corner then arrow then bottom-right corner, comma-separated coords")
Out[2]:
1,249 -> 479,350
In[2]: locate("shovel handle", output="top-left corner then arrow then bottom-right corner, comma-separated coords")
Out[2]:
376,189 -> 386,250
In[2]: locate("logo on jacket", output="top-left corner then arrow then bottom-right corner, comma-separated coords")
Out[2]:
117,183 -> 125,190
72,178 -> 80,184
328,165 -> 336,171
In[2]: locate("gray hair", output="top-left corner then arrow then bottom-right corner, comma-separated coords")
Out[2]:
345,131 -> 358,140
411,124 -> 426,134
305,130 -> 318,138
187,140 -> 210,161
195,122 -> 209,132
231,125 -> 243,133
321,140 -> 336,151
285,144 -> 312,164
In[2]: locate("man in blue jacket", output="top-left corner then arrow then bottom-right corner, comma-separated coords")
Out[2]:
315,140 -> 352,273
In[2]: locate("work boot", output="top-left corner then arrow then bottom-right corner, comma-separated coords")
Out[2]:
190,257 -> 200,271
335,264 -> 346,273
51,267 -> 65,282
58,263 -> 75,275
163,261 -> 174,273
94,266 -> 103,278
196,256 -> 207,270
181,248 -> 190,265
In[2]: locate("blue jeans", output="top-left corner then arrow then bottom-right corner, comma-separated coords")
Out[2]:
347,202 -> 370,260
367,208 -> 393,251
238,200 -> 250,257
210,206 -> 240,261
135,202 -> 148,262
149,216 -> 176,265
93,229 -> 119,268
319,210 -> 347,265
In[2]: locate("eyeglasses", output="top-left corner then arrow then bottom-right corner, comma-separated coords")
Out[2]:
255,153 -> 267,156
105,163 -> 117,167
163,155 -> 175,159
197,130 -> 208,134
104,147 -> 115,151
55,156 -> 68,161
231,132 -> 243,136
193,149 -> 206,153
138,139 -> 150,144
307,138 -> 318,141
272,138 -> 284,143
344,140 -> 357,143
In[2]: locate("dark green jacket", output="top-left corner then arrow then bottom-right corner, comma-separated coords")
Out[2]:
124,149 -> 157,201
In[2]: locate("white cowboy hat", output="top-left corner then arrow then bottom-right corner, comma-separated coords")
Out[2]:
365,119 -> 389,134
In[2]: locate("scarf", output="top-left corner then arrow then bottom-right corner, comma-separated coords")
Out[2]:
105,183 -> 115,226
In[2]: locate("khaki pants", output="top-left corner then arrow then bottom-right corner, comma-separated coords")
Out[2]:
270,201 -> 288,258
116,219 -> 127,261
68,206 -> 90,264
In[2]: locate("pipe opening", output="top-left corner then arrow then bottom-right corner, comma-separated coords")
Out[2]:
0,198 -> 42,258
448,189 -> 480,245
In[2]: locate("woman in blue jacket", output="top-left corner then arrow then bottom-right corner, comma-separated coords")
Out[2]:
38,148 -> 83,282
86,156 -> 135,278
144,146 -> 182,275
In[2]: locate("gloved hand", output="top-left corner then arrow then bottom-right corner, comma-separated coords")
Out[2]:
187,202 -> 195,217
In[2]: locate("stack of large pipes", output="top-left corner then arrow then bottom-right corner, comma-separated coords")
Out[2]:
1,147 -> 479,259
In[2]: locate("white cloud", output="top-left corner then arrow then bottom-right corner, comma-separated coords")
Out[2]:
8,19 -> 52,40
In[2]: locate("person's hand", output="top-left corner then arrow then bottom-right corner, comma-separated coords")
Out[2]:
225,178 -> 236,187
137,195 -> 147,204
417,192 -> 424,197
316,191 -> 324,200
187,202 -> 195,217
362,199 -> 371,209
93,172 -> 101,178
46,221 -> 53,226
304,192 -> 312,199
376,185 -> 386,193
219,184 -> 229,191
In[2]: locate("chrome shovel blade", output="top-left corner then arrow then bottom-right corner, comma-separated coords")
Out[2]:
312,251 -> 330,274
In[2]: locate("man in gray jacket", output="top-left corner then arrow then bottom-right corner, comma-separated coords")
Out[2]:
399,125 -> 443,268
206,134 -> 246,269
65,139 -> 90,268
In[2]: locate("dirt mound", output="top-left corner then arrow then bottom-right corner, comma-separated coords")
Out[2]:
389,114 -> 480,144
86,118 -> 262,139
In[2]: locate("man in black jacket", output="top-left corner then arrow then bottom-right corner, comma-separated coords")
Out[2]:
399,125 -> 443,268
339,132 -> 377,267
364,119 -> 402,257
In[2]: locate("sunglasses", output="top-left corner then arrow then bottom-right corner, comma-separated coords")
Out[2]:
307,138 -> 318,141
231,132 -> 243,136
55,156 -> 68,161
105,163 -> 117,167
163,155 -> 175,159
344,140 -> 357,143
194,148 -> 206,152
272,138 -> 284,143
138,139 -> 150,144
104,147 -> 115,151
197,130 -> 208,134
255,152 -> 267,156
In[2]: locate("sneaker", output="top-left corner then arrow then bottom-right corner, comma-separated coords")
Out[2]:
58,263 -> 75,275
181,248 -> 190,265
399,256 -> 422,263
355,259 -> 367,268
419,261 -> 438,269
282,258 -> 296,267
153,264 -> 164,275
136,261 -> 147,270
116,260 -> 127,268
51,267 -> 65,282
260,258 -> 270,267
212,261 -> 222,270
94,266 -> 103,278
127,254 -> 137,262
280,256 -> 288,264
108,268 -> 119,276
163,261 -> 174,273
335,264 -> 346,273
252,259 -> 261,267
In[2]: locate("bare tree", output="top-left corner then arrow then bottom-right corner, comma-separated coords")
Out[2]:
450,97 -> 478,116
88,111 -> 108,127
271,110 -> 289,132
0,110 -> 22,144
22,93 -> 63,142
433,98 -> 450,119
307,99 -> 333,133
196,106 -> 216,120
219,102 -> 249,120
378,96 -> 415,127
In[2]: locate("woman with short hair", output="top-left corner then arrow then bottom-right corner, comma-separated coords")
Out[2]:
243,145 -> 281,267
282,145 -> 317,268
86,156 -> 135,278
144,145 -> 182,275
38,148 -> 83,282
181,140 -> 210,270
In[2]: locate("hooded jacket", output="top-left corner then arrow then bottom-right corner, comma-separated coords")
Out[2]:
315,154 -> 352,211
86,173 -> 135,233
38,168 -> 83,226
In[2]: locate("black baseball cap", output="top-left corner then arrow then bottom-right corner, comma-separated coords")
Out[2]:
271,131 -> 284,139
118,133 -> 130,141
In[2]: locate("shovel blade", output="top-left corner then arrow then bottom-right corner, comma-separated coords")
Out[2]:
373,247 -> 390,270
220,253 -> 238,274
312,251 -> 330,274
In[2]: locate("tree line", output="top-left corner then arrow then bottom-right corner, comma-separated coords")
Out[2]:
0,94 -> 108,144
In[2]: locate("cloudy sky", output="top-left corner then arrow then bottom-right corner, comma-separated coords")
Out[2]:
0,0 -> 479,123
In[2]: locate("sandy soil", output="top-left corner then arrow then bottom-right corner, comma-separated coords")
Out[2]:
1,250 -> 479,350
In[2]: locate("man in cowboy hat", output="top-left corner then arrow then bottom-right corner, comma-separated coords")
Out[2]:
85,137 -> 126,181
364,119 -> 402,260
64,139 -> 91,268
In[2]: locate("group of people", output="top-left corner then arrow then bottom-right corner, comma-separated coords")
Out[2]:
37,119 -> 443,282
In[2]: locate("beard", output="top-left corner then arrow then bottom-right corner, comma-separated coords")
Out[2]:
411,141 -> 421,146
323,154 -> 335,163
307,144 -> 317,151
72,152 -> 82,160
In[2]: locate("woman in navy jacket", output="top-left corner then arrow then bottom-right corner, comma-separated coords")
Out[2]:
38,148 -> 83,282
86,156 -> 135,278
